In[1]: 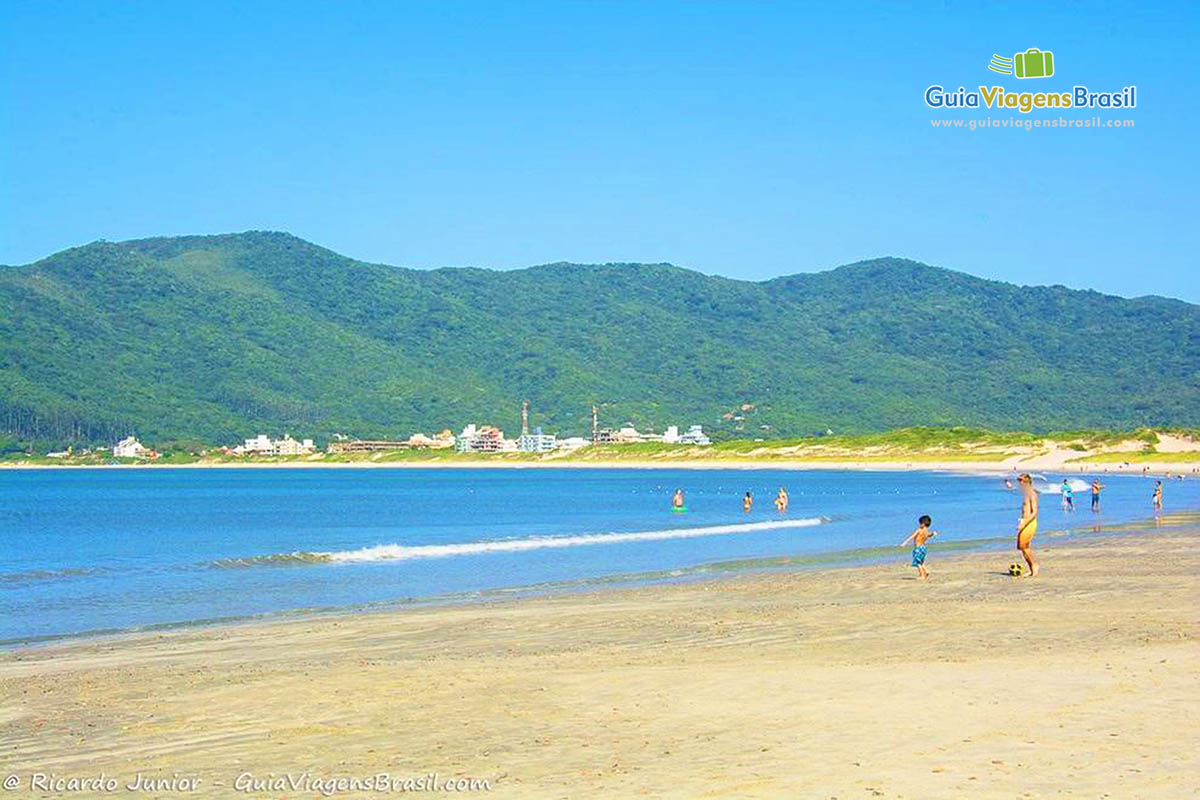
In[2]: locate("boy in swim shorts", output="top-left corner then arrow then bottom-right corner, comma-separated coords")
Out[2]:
899,514 -> 938,580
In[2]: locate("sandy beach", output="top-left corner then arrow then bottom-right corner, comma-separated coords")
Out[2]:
2,522 -> 1197,799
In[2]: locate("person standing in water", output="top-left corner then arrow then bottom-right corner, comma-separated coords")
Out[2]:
1061,479 -> 1074,511
774,487 -> 789,512
1090,478 -> 1105,511
1016,473 -> 1040,577
743,492 -> 753,512
672,488 -> 685,511
1152,480 -> 1163,512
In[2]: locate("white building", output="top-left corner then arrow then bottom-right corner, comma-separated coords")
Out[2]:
615,425 -> 645,443
661,425 -> 681,444
274,435 -> 316,456
244,434 -> 274,454
456,424 -> 505,453
407,431 -> 457,449
556,437 -> 590,450
114,436 -> 148,458
518,432 -> 557,453
679,425 -> 712,445
455,424 -> 477,453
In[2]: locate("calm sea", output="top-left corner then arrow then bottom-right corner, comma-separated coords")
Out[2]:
1,467 -> 1193,645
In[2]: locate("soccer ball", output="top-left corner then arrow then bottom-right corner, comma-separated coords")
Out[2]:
1009,563 -> 1024,577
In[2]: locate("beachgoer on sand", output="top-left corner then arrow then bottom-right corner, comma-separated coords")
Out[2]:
1016,473 -> 1040,577
899,514 -> 938,580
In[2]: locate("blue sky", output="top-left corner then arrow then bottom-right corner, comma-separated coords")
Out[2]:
2,1 -> 1197,301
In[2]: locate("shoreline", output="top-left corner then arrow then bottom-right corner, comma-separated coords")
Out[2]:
3,456 -> 1198,475
3,526 -> 1196,798
6,511 -> 1184,653
3,520 -> 1188,656
0,532 -> 1007,653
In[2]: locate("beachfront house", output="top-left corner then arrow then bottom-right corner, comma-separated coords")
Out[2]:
555,437 -> 590,450
114,436 -> 149,458
456,424 -> 505,453
274,435 -> 316,456
592,428 -> 617,444
244,434 -> 274,454
455,424 -> 477,452
407,430 -> 456,449
518,429 -> 557,453
615,425 -> 645,443
679,425 -> 712,445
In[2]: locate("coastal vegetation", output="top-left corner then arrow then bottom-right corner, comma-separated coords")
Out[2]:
2,232 -> 1198,450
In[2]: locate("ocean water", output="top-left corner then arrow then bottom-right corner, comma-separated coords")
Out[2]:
1,467 -> 1194,645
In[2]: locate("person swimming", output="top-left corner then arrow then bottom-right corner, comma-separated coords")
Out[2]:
672,488 -> 685,511
743,491 -> 753,512
774,487 -> 789,513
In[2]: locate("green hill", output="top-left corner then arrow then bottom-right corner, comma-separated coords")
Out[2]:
1,231 -> 1197,448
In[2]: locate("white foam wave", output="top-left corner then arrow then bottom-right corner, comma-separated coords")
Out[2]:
324,517 -> 827,563
1037,478 -> 1091,494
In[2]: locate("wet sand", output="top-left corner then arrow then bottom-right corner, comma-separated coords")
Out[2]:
2,527 -> 1197,798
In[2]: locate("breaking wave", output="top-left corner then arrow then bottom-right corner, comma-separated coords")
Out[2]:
1036,478 -> 1092,494
213,517 -> 828,568
213,552 -> 334,568
0,566 -> 108,584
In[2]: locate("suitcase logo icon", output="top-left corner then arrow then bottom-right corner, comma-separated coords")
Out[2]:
988,54 -> 1014,74
988,48 -> 1055,79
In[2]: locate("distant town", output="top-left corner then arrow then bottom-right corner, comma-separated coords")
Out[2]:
50,403 -> 712,461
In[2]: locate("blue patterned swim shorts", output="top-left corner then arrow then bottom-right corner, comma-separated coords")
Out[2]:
911,544 -> 927,567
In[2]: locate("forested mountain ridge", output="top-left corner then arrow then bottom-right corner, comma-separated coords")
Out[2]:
1,231 -> 1197,447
